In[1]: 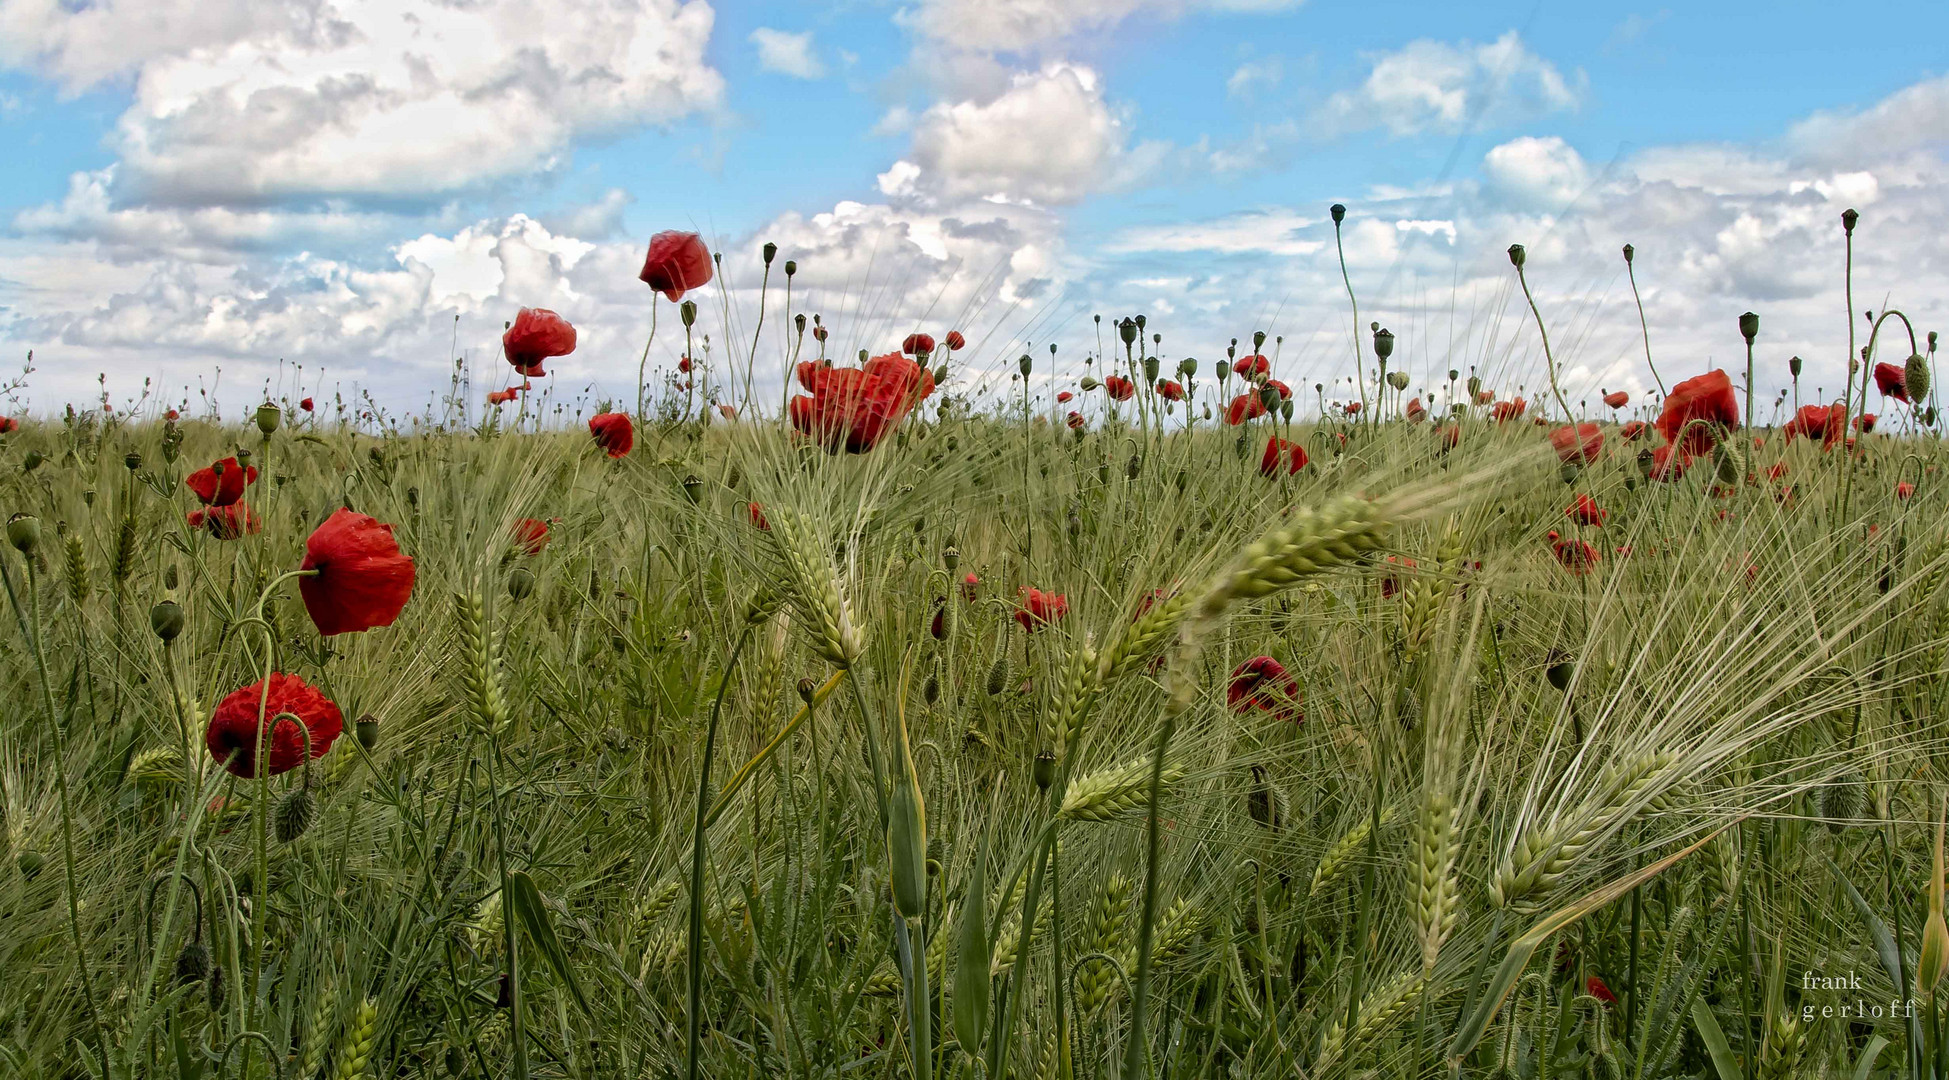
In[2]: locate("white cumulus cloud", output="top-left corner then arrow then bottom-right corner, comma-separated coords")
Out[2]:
1313,31 -> 1583,138
750,27 -> 825,79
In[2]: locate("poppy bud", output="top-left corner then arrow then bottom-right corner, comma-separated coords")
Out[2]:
1738,312 -> 1759,344
150,600 -> 184,641
762,242 -> 777,266
1507,243 -> 1526,268
1281,398 -> 1295,422
1622,243 -> 1634,264
1118,318 -> 1138,346
1906,353 -> 1931,405
1559,463 -> 1579,485
1079,376 -> 1099,391
275,788 -> 317,843
356,714 -> 380,750
23,450 -> 44,471
1789,355 -> 1803,377
255,402 -> 281,435
1928,407 -> 1940,426
679,301 -> 697,328
934,366 -> 948,387
1135,314 -> 1146,332
164,565 -> 179,590
1467,376 -> 1482,397
1387,370 -> 1410,391
797,678 -> 817,705
1018,354 -> 1032,378
16,849 -> 43,878
1033,749 -> 1057,790
1144,356 -> 1159,383
1330,203 -> 1346,224
507,566 -> 535,600
794,313 -> 806,335
1930,331 -> 1939,352
125,451 -> 142,471
1373,327 -> 1394,361
681,475 -> 703,504
1178,357 -> 1196,377
985,654 -> 1009,697
1842,208 -> 1858,235
207,965 -> 226,1010
7,513 -> 40,554
923,672 -> 939,705
1215,360 -> 1230,382
174,939 -> 210,986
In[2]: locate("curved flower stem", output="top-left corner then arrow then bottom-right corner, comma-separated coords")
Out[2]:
1334,220 -> 1368,425
1841,309 -> 1918,522
687,623 -> 754,1080
1,555 -> 112,1080
1515,262 -> 1572,421
1626,258 -> 1665,396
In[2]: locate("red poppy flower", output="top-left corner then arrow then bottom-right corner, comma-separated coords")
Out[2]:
1405,397 -> 1427,423
1602,391 -> 1629,409
205,672 -> 343,779
1492,397 -> 1527,424
1155,380 -> 1185,402
1549,423 -> 1603,465
0,417 -> 18,433
639,231 -> 713,302
1784,401 -> 1847,449
1266,379 -> 1291,401
747,502 -> 771,531
165,409 -> 180,421
298,508 -> 415,636
1103,376 -> 1135,401
944,331 -> 966,351
1647,445 -> 1689,482
503,308 -> 576,378
486,388 -> 518,405
1898,481 -> 1917,500
930,602 -> 947,640
1621,420 -> 1648,440
677,356 -> 693,374
187,503 -> 262,539
1656,370 -> 1738,454
1066,411 -> 1087,430
1227,656 -> 1302,722
512,518 -> 550,555
299,397 -> 314,412
186,457 -> 259,507
1567,494 -> 1607,526
1057,391 -> 1074,404
588,411 -> 633,458
1014,587 -> 1068,631
1476,390 -> 1495,405
1857,412 -> 1877,432
1874,362 -> 1908,402
1259,437 -> 1307,476
1225,393 -> 1268,425
718,404 -> 738,420
789,353 -> 936,454
1436,424 -> 1461,450
1586,976 -> 1617,1006
961,572 -> 980,602
1345,401 -> 1363,416
1233,355 -> 1270,380
1380,556 -> 1417,599
901,333 -> 936,356
1549,532 -> 1600,575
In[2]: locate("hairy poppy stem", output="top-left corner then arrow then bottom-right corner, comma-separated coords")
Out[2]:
687,623 -> 754,1080
1514,261 -> 1573,421
1625,255 -> 1666,396
1120,711 -> 1177,1080
1333,217 -> 1368,425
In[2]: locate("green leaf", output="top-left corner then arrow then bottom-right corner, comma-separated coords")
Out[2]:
1690,998 -> 1741,1080
508,870 -> 594,1019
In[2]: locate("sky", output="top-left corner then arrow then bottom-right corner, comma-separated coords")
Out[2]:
1,0 -> 1946,422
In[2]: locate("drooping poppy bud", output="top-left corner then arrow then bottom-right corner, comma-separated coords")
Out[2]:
1907,353 -> 1932,405
1507,243 -> 1526,268
639,231 -> 713,301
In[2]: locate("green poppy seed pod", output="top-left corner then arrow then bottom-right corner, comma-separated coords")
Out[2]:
942,545 -> 960,571
1118,317 -> 1138,346
275,788 -> 317,843
1546,659 -> 1573,692
1215,360 -> 1230,382
1387,370 -> 1410,392
1842,208 -> 1859,234
1930,331 -> 1938,352
1134,314 -> 1146,332
1253,330 -> 1267,351
1143,356 -> 1159,383
1448,369 -> 1460,382
1906,353 -> 1932,405
1467,376 -> 1482,397
784,260 -> 797,276
762,242 -> 778,266
797,677 -> 816,705
16,849 -> 44,878
681,474 -> 703,504
679,300 -> 697,328
1259,385 -> 1281,412
507,566 -> 535,601
1789,355 -> 1803,377
150,600 -> 183,641
1178,356 -> 1196,377
23,450 -> 44,472
1033,749 -> 1057,790
1330,203 -> 1346,224
356,714 -> 379,750
794,313 -> 806,334
1018,354 -> 1032,378
1372,327 -> 1394,361
7,513 -> 40,554
125,451 -> 142,471
1559,463 -> 1580,485
1507,243 -> 1526,268
1738,312 -> 1759,344
174,939 -> 209,986
1622,243 -> 1634,264
255,402 -> 281,435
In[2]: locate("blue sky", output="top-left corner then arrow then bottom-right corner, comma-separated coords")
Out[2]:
1,0 -> 1945,419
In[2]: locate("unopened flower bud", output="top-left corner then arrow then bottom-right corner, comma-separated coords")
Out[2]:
679,301 -> 697,328
507,566 -> 535,600
1329,203 -> 1346,224
1622,243 -> 1634,264
762,242 -> 777,266
150,600 -> 184,641
784,260 -> 796,276
1507,243 -> 1526,268
1033,749 -> 1056,790
1789,355 -> 1803,377
1019,354 -> 1032,378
